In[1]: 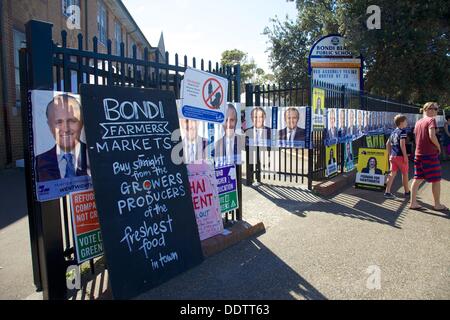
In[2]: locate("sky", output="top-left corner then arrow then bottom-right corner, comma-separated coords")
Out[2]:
122,0 -> 298,73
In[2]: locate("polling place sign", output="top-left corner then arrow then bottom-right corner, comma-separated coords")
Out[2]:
181,67 -> 228,124
80,84 -> 204,299
70,190 -> 103,264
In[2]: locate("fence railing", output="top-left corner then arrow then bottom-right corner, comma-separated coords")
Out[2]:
20,20 -> 241,300
244,80 -> 421,187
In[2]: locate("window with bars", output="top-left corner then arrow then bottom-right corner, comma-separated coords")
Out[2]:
62,0 -> 80,17
97,1 -> 107,45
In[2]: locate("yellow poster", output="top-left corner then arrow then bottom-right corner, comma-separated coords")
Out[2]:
355,148 -> 388,190
325,144 -> 338,177
312,88 -> 325,129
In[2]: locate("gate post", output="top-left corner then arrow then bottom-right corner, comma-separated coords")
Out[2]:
245,83 -> 253,186
234,64 -> 242,221
23,20 -> 67,300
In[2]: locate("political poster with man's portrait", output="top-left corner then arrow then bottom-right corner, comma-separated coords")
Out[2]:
31,90 -> 92,202
275,106 -> 309,148
355,148 -> 388,191
245,106 -> 273,147
337,108 -> 348,143
326,108 -> 338,146
213,103 -> 243,167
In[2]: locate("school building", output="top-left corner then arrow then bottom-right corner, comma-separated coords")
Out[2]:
0,0 -> 166,168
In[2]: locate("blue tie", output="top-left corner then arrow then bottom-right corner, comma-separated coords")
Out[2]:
63,153 -> 76,178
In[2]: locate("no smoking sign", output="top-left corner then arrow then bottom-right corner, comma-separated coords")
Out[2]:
181,67 -> 228,124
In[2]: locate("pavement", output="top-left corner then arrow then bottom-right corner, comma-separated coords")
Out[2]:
0,169 -> 35,300
0,162 -> 449,300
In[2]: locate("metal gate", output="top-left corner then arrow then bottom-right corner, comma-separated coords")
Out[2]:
20,20 -> 242,300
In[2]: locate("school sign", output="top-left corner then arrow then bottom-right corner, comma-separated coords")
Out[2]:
309,34 -> 363,91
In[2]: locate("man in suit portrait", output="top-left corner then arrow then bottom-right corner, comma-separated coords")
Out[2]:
338,108 -> 347,139
361,157 -> 383,175
180,118 -> 208,164
214,103 -> 244,165
35,94 -> 88,182
356,110 -> 364,136
245,106 -> 271,147
327,109 -> 337,141
348,109 -> 357,137
278,107 -> 305,146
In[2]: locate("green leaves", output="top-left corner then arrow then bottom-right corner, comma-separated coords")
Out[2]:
265,0 -> 450,104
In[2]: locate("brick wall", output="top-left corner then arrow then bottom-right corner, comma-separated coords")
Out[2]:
0,0 -> 151,168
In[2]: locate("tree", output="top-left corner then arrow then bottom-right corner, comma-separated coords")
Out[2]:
220,49 -> 274,90
265,0 -> 450,105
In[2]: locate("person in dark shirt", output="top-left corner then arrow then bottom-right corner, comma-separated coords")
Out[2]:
384,114 -> 410,199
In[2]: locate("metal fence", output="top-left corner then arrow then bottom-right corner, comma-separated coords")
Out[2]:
20,20 -> 241,300
244,80 -> 421,188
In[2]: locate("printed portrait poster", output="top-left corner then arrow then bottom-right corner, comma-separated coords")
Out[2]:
363,110 -> 370,134
356,109 -> 365,138
325,144 -> 338,177
355,148 -> 388,190
326,108 -> 338,146
178,115 -> 210,165
31,90 -> 92,202
344,141 -> 355,172
312,88 -> 325,129
213,103 -> 244,166
275,106 -> 309,148
337,108 -> 348,143
245,106 -> 273,147
347,109 -> 357,140
187,163 -> 223,241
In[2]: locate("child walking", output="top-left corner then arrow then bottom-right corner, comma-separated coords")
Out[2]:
384,114 -> 410,199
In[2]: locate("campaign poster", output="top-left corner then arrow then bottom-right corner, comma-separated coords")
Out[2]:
344,141 -> 355,172
337,108 -> 348,143
275,106 -> 309,148
178,117 -> 209,164
364,110 -> 371,134
31,90 -> 92,202
347,109 -> 357,139
245,106 -> 272,147
312,88 -> 325,129
356,109 -> 365,138
326,108 -> 338,146
70,189 -> 103,264
215,164 -> 239,213
213,103 -> 244,166
325,144 -> 338,178
187,163 -> 223,241
355,148 -> 388,190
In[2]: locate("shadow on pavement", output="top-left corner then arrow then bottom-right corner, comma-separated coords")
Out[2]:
251,161 -> 449,229
70,236 -> 327,300
0,169 -> 28,230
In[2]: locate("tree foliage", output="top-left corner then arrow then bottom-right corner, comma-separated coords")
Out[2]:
264,0 -> 450,104
220,49 -> 275,90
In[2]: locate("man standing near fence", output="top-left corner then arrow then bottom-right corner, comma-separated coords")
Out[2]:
410,102 -> 448,212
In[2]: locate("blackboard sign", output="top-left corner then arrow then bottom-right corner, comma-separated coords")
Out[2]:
80,84 -> 204,299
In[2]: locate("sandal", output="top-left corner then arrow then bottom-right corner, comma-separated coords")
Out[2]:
432,206 -> 449,212
409,206 -> 427,211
